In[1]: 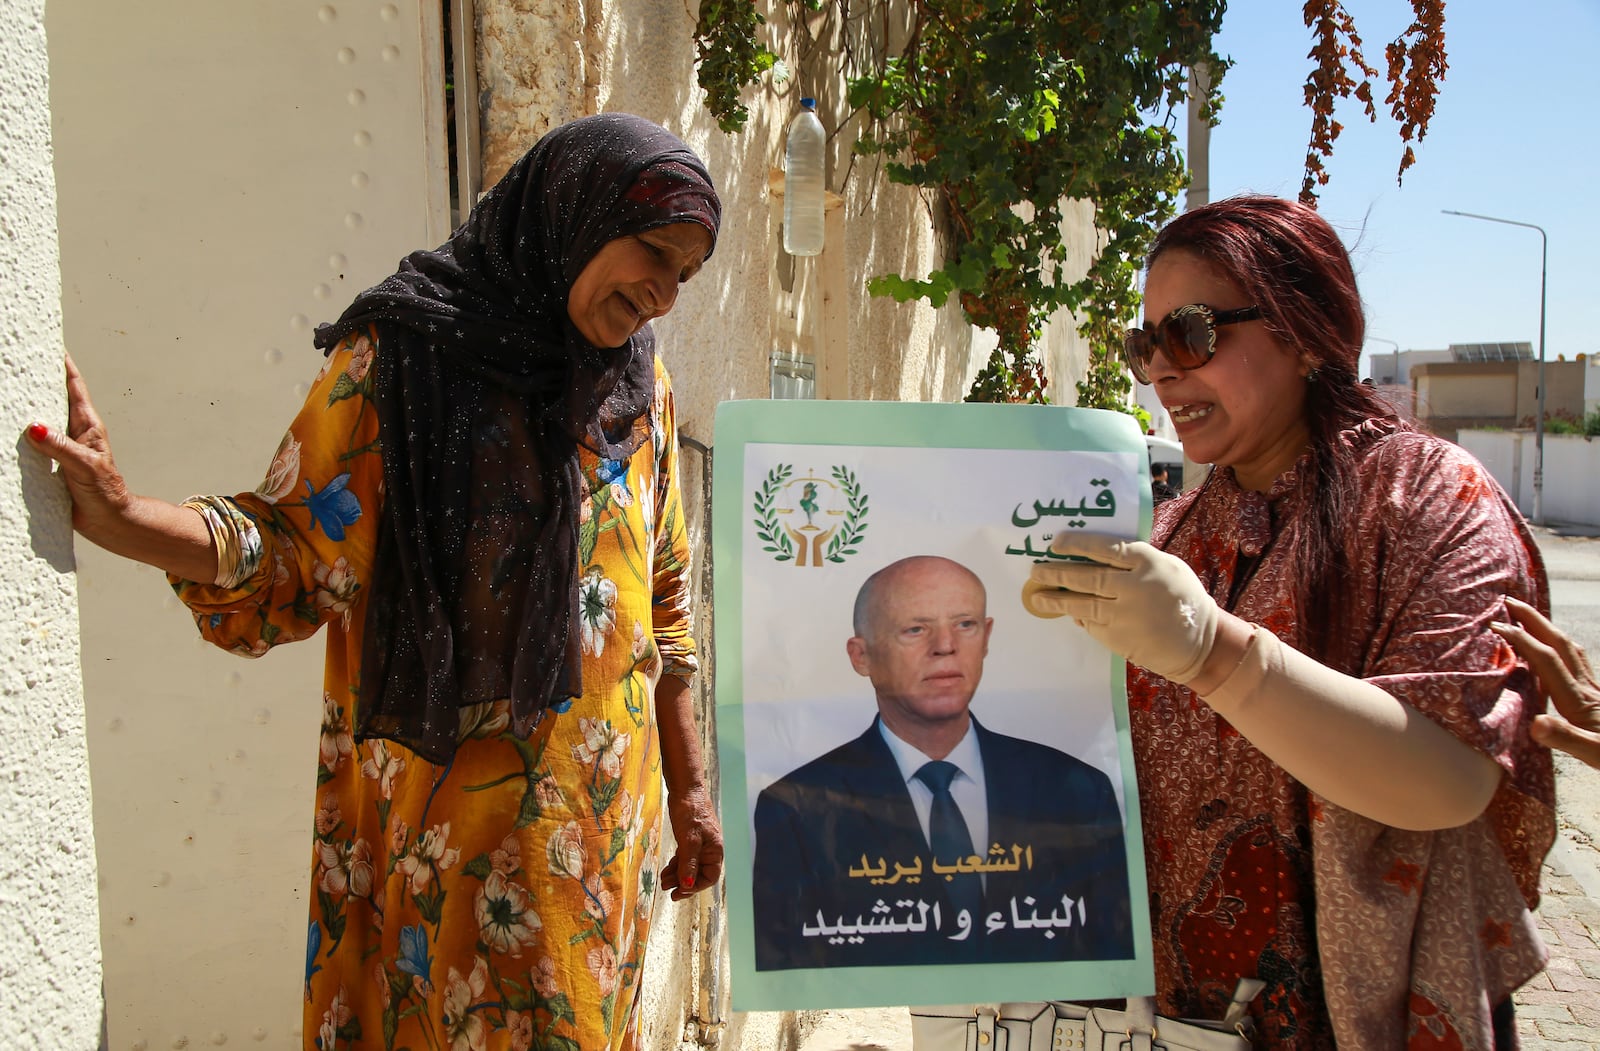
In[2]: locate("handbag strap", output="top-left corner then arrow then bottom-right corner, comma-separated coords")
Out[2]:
1125,996 -> 1157,1051
973,1006 -> 998,1050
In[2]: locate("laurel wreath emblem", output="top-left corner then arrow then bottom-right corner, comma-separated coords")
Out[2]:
752,464 -> 796,561
824,465 -> 869,563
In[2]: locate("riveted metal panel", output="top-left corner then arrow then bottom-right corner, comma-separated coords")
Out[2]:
48,2 -> 446,1045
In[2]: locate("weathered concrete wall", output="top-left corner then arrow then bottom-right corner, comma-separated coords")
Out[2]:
0,0 -> 104,1046
1516,359 -> 1587,426
478,0 -> 596,179
1413,359 -> 1587,425
1417,365 -> 1520,418
474,2 -> 1100,1048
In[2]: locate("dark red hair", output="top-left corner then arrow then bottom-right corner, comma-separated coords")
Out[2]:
1150,195 -> 1365,377
1148,196 -> 1407,668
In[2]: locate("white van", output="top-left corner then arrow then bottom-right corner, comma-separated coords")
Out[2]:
1146,434 -> 1186,490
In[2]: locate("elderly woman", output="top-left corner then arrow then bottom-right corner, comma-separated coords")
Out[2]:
27,113 -> 721,1051
1028,196 -> 1554,1048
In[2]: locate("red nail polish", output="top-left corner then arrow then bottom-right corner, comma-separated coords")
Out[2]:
26,423 -> 48,442
684,874 -> 695,889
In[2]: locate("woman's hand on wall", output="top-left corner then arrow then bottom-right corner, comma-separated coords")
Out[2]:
23,353 -> 216,581
25,353 -> 135,543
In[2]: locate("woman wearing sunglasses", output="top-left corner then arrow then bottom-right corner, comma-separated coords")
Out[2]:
1026,196 -> 1554,1048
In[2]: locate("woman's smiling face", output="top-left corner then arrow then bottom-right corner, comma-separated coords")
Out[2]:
1144,248 -> 1313,491
565,222 -> 713,348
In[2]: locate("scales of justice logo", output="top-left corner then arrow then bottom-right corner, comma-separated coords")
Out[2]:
751,464 -> 869,567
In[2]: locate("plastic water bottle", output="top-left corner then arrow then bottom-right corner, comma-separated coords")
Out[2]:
783,98 -> 826,257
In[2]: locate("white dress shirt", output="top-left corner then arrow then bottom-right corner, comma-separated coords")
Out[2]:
878,717 -> 990,869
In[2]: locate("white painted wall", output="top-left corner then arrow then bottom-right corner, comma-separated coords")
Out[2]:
1458,429 -> 1523,508
1540,435 -> 1600,527
48,1 -> 445,1046
1457,429 -> 1600,528
1,0 -> 104,1047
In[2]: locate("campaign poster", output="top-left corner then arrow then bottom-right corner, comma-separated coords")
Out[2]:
712,400 -> 1155,1011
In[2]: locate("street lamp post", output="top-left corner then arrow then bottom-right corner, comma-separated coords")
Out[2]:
1442,209 -> 1548,526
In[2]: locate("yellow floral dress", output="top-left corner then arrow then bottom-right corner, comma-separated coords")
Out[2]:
173,329 -> 698,1051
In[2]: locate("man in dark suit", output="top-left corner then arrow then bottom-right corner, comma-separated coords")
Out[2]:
751,555 -> 1132,971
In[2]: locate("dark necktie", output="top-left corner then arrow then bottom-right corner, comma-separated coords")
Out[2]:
915,760 -> 984,939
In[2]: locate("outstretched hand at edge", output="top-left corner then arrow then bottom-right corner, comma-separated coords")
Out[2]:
1494,596 -> 1600,770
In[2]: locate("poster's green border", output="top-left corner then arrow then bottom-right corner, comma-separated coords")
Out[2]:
711,400 -> 1155,1011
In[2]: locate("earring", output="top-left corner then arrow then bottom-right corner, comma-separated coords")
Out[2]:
1305,367 -> 1320,383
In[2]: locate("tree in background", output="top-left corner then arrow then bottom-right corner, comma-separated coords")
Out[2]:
696,0 -> 1446,408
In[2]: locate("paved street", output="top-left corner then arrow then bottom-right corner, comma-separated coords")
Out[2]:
782,525 -> 1600,1050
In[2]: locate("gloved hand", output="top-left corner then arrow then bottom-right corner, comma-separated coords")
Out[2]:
1023,533 -> 1219,685
1026,535 -> 1501,830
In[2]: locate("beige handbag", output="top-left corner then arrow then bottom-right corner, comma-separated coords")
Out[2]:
909,1002 -> 1060,1051
909,983 -> 1265,1051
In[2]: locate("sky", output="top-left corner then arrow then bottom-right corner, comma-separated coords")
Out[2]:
1197,0 -> 1596,381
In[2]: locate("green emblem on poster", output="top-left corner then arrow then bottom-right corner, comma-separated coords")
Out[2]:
752,464 -> 869,567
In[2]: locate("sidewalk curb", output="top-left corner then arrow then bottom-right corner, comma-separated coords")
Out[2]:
1549,831 -> 1600,902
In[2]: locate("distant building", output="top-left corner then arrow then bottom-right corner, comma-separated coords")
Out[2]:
1369,347 -> 1453,386
1410,342 -> 1587,442
1366,347 -> 1452,420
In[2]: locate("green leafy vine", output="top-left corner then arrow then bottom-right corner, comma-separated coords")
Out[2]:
694,1 -> 1445,409
693,0 -> 778,133
697,0 -> 1226,408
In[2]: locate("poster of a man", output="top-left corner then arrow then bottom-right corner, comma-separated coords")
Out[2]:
713,400 -> 1152,1011
752,555 -> 1132,970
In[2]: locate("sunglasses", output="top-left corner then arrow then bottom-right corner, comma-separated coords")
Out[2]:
1122,303 -> 1262,384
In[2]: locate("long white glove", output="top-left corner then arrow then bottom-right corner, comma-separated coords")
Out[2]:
1024,533 -> 1501,830
1205,626 -> 1502,829
1023,533 -> 1220,685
